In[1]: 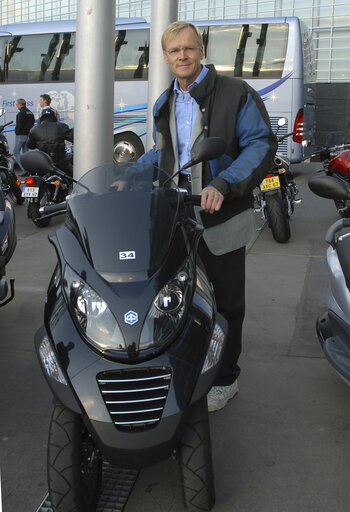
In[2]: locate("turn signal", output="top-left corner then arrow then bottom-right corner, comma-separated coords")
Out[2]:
53,180 -> 61,187
25,177 -> 35,186
278,169 -> 286,174
16,179 -> 21,186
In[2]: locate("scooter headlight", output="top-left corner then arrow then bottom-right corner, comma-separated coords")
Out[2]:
63,265 -> 125,351
139,267 -> 192,350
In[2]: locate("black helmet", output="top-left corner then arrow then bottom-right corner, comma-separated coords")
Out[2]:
40,107 -> 57,122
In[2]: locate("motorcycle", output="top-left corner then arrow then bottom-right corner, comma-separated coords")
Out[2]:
30,138 -> 229,512
20,149 -> 73,227
309,131 -> 350,218
0,179 -> 17,307
254,117 -> 301,243
0,109 -> 24,205
308,174 -> 350,384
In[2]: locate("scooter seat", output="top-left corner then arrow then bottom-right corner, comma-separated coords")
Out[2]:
336,230 -> 350,291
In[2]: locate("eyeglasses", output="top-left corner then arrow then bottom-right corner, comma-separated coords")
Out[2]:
165,46 -> 200,56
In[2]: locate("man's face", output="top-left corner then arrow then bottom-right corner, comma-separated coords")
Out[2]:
39,97 -> 45,107
16,102 -> 21,110
163,27 -> 203,87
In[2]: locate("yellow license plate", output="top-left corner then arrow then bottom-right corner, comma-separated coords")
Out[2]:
260,176 -> 280,191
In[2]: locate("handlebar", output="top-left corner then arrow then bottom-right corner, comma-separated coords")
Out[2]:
277,131 -> 294,143
310,142 -> 350,159
0,121 -> 13,131
184,194 -> 201,206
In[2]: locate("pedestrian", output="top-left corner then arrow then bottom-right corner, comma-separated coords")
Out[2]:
13,98 -> 35,176
38,93 -> 58,122
27,108 -> 73,175
134,21 -> 277,411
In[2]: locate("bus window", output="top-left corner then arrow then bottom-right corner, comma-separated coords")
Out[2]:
4,32 -> 75,82
0,36 -> 6,82
114,28 -> 149,80
204,23 -> 289,79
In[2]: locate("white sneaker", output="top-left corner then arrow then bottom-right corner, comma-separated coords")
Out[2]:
207,380 -> 239,412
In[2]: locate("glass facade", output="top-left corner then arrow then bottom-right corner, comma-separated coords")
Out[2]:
0,0 -> 349,82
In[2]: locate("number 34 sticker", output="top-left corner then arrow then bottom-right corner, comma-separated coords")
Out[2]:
119,251 -> 136,260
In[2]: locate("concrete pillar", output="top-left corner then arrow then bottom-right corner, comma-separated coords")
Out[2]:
146,0 -> 178,150
74,0 -> 116,179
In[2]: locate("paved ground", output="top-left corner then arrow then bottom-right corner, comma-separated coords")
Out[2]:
1,162 -> 350,512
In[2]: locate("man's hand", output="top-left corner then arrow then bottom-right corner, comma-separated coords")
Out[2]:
201,186 -> 224,214
110,179 -> 127,191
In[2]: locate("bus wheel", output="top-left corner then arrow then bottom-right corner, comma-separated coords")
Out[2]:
113,133 -> 144,163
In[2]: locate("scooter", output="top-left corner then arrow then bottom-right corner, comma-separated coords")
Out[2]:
0,179 -> 16,306
254,117 -> 301,243
29,138 -> 228,512
308,174 -> 350,384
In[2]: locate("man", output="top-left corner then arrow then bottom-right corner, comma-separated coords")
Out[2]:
39,93 -> 58,122
27,109 -> 73,175
138,21 -> 277,411
13,98 -> 34,176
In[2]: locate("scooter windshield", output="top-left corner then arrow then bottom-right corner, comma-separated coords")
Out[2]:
66,162 -> 183,279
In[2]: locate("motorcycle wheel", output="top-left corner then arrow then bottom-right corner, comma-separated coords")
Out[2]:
265,190 -> 291,243
8,175 -> 24,205
178,397 -> 215,512
27,189 -> 52,227
48,404 -> 102,512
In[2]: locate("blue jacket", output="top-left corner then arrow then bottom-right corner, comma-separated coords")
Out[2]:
140,65 -> 277,227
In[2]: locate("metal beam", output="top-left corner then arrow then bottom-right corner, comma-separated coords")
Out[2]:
74,0 -> 116,179
146,0 -> 178,150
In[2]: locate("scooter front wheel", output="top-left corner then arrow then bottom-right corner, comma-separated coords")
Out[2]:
178,397 -> 215,511
48,404 -> 102,512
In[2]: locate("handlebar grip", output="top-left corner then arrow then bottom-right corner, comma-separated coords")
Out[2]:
39,201 -> 66,215
185,194 -> 202,206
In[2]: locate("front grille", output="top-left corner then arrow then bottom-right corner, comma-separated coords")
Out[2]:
97,367 -> 172,431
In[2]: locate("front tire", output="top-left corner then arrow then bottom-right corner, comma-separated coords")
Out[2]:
265,190 -> 291,243
27,189 -> 52,227
178,397 -> 215,511
48,404 -> 102,512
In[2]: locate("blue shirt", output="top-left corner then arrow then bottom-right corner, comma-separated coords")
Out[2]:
174,65 -> 208,172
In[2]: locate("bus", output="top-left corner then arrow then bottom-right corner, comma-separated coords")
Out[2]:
0,16 -> 315,163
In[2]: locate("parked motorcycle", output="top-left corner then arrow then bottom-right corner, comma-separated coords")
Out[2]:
309,131 -> 350,218
254,117 -> 301,243
32,138 -> 228,512
0,109 -> 24,205
20,150 -> 73,227
0,179 -> 16,307
308,174 -> 350,384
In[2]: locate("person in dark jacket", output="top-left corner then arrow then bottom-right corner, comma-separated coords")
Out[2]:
27,109 -> 73,175
136,21 -> 277,412
14,98 -> 35,176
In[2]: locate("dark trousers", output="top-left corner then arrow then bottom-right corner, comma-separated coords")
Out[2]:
198,238 -> 246,386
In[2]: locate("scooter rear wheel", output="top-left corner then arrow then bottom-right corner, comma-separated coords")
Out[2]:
48,404 -> 102,512
178,397 -> 215,511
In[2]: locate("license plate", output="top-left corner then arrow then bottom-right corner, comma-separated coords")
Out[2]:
260,176 -> 280,191
22,186 -> 39,198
